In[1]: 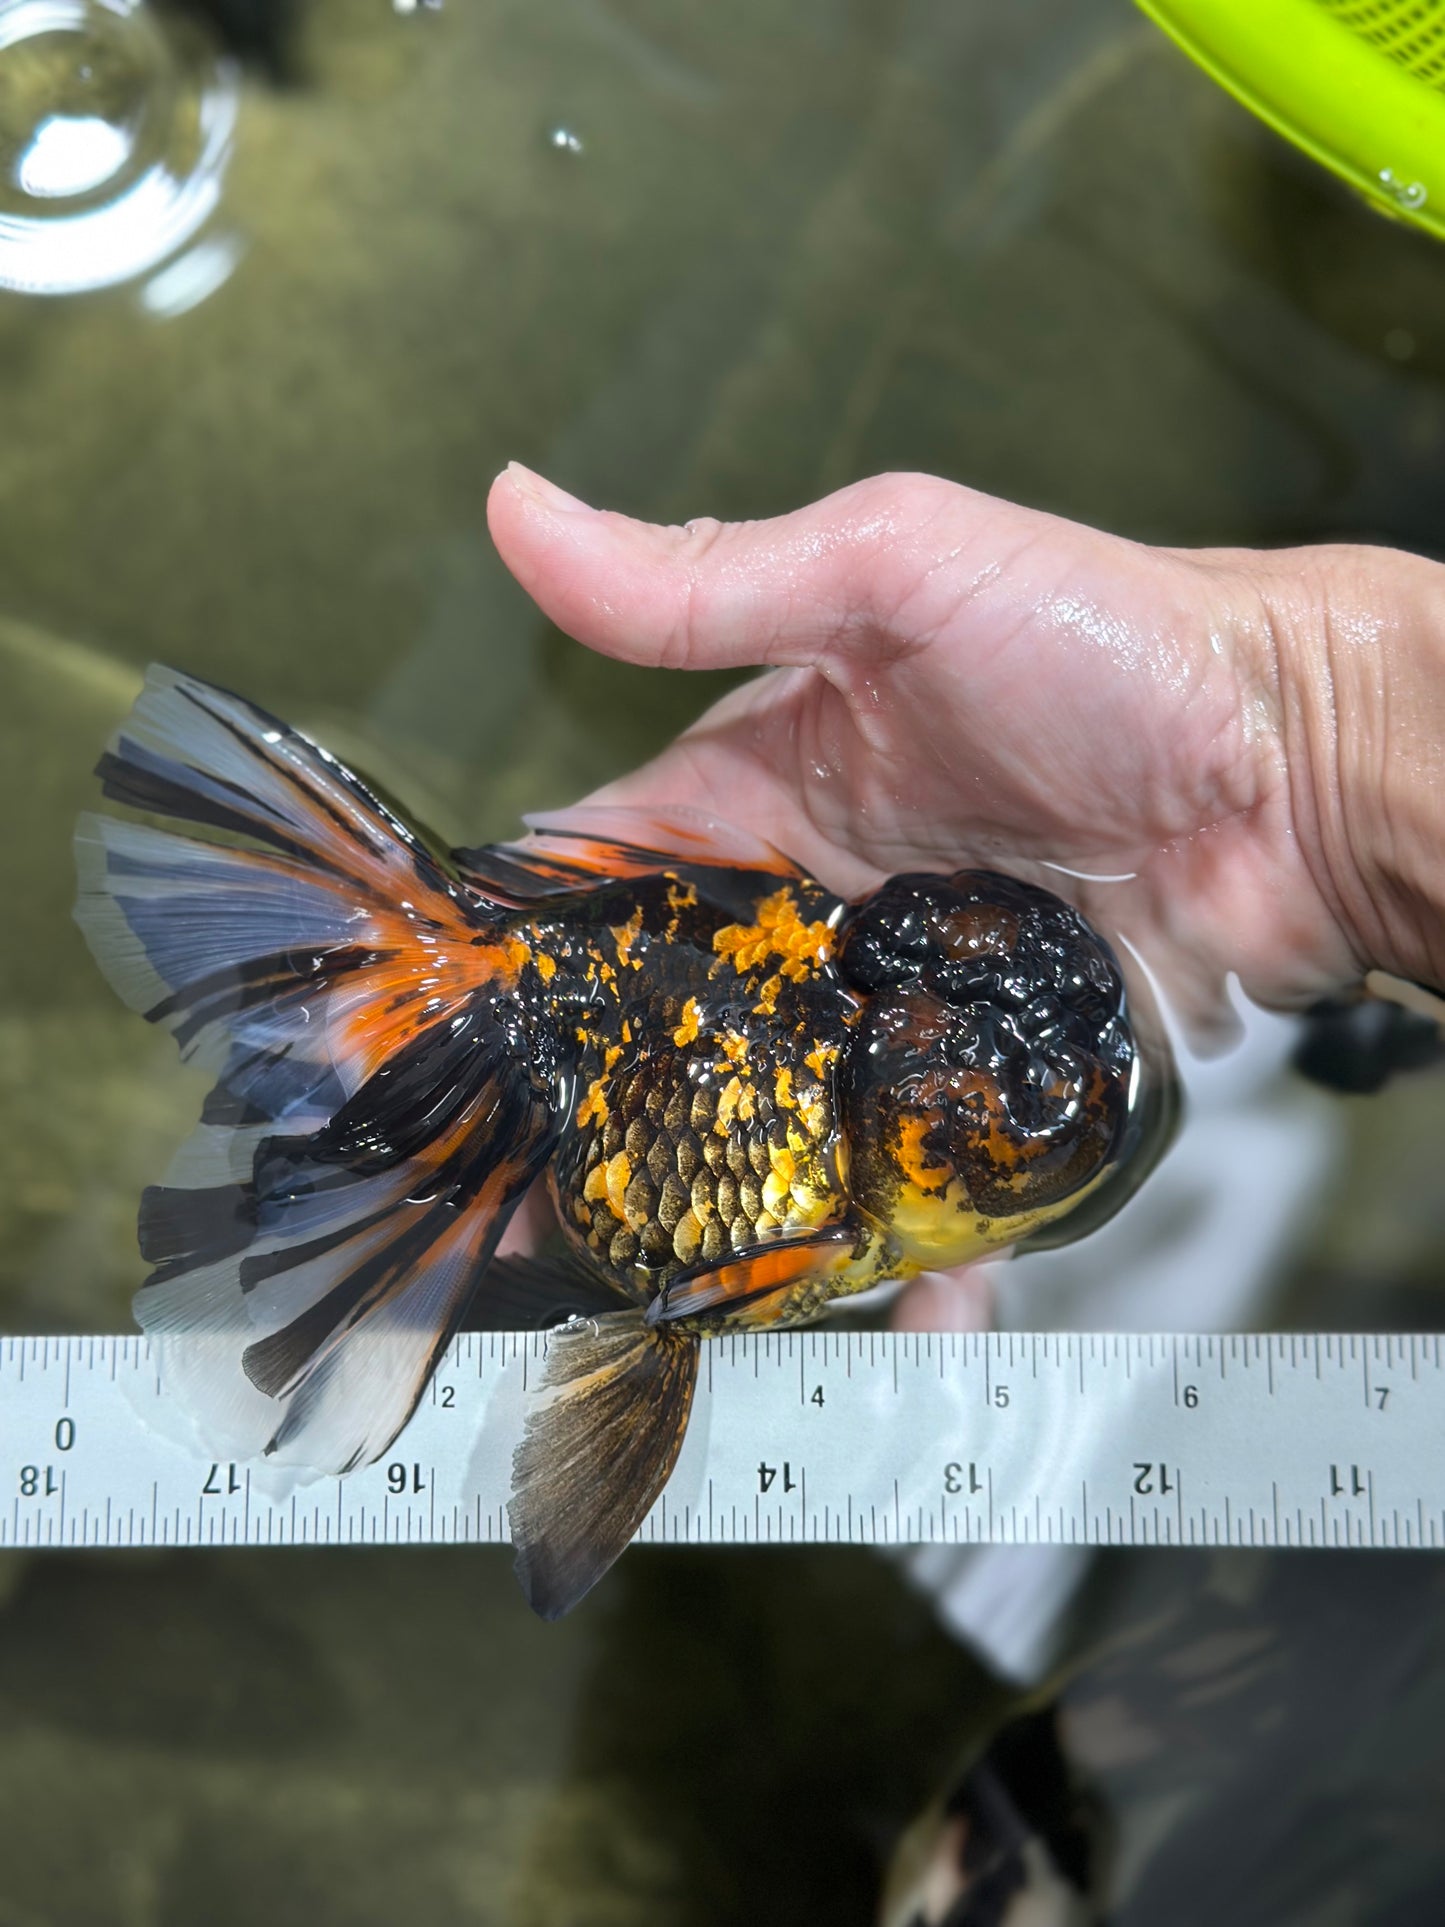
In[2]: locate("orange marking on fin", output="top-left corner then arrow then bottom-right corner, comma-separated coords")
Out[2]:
323,906 -> 530,1087
647,1225 -> 856,1325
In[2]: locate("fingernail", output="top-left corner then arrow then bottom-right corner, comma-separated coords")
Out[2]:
503,461 -> 594,515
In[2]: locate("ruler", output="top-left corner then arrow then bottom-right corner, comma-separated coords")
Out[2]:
1,1331 -> 1443,1553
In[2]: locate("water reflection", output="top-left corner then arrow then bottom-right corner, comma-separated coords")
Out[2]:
0,0 -> 238,298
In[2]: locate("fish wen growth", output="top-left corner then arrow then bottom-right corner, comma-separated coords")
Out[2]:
75,669 -> 1173,1616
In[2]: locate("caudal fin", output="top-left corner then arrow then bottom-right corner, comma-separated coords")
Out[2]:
76,666 -> 554,1473
509,1317 -> 699,1619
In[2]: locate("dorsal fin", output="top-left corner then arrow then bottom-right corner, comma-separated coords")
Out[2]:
454,802 -> 811,904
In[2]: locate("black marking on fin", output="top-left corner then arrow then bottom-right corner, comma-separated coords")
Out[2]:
509,1320 -> 699,1619
463,1251 -> 634,1331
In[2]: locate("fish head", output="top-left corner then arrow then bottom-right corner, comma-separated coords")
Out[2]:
836,870 -> 1159,1268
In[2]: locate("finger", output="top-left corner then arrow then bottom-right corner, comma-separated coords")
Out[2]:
889,1264 -> 997,1334
486,462 -> 1019,674
496,1176 -> 557,1258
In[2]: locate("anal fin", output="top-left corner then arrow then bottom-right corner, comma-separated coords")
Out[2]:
508,1317 -> 698,1620
463,1251 -> 636,1332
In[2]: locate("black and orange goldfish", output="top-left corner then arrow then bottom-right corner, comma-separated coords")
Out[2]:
76,669 -> 1172,1615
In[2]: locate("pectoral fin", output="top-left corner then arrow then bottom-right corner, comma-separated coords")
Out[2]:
644,1224 -> 859,1326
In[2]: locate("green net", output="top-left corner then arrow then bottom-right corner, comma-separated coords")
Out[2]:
1319,0 -> 1445,87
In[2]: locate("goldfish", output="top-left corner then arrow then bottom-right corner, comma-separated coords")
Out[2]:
75,668 -> 1171,1616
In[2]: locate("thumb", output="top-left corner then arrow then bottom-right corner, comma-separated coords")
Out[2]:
486,463 -> 1023,674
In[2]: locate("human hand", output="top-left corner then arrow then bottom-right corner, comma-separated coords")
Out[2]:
488,466 -> 1444,1049
486,468 -> 1445,1317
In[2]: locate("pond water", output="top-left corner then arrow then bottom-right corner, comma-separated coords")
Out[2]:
1,2 -> 1443,1920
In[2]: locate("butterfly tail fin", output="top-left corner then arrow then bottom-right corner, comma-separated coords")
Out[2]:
75,666 -> 557,1473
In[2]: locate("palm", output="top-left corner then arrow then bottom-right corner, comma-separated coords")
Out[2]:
489,469 -> 1358,1038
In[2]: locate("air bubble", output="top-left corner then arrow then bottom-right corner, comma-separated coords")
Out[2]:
1378,167 -> 1427,211
0,0 -> 240,300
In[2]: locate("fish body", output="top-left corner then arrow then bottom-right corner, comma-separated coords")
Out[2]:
489,867 -> 859,1308
75,669 -> 1170,1615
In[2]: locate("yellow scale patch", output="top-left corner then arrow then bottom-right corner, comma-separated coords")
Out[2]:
804,1041 -> 837,1081
714,1030 -> 749,1070
894,1113 -> 952,1195
610,908 -> 644,970
583,1148 -> 633,1224
568,883 -> 849,1257
576,1044 -> 623,1127
476,934 -> 533,980
712,888 -> 834,985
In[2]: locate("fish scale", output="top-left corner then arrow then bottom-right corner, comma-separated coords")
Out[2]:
559,937 -> 852,1280
569,1047 -> 843,1270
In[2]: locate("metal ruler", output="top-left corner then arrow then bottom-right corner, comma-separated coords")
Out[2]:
2,1331 -> 1444,1553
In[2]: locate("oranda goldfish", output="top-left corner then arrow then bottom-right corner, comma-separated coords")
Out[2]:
76,669 -> 1172,1616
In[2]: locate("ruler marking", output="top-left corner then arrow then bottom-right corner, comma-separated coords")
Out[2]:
5,1332 -> 1445,1551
